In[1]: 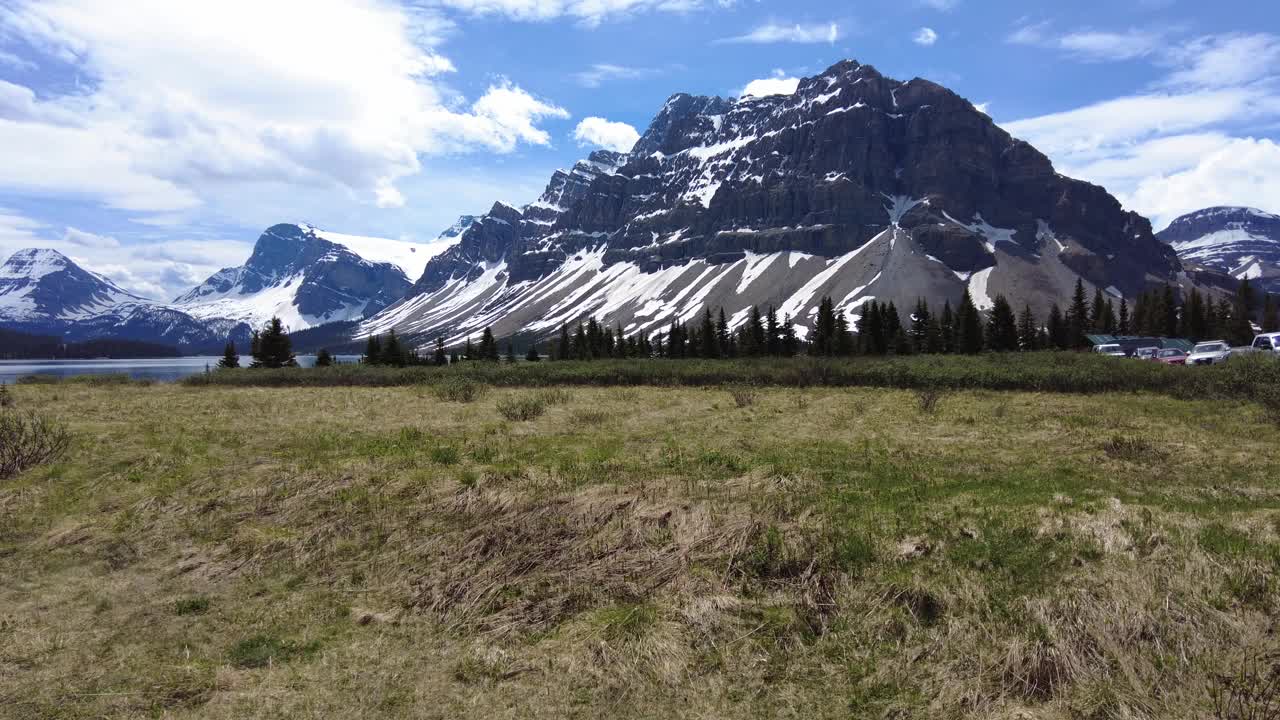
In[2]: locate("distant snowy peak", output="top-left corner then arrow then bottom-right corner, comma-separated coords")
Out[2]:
173,223 -> 420,330
1157,206 -> 1280,292
436,215 -> 480,243
0,248 -> 149,322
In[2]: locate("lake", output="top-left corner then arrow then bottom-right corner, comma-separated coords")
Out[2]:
0,356 -> 362,384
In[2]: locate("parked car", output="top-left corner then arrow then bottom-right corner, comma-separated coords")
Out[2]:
1093,343 -> 1125,357
1248,332 -> 1280,356
1187,341 -> 1232,365
1155,348 -> 1187,365
1133,347 -> 1159,361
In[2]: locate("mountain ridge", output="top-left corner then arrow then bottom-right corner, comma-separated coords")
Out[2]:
362,59 -> 1183,346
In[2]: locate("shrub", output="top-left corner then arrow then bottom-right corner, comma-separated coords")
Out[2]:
432,378 -> 486,403
229,634 -> 320,668
0,384 -> 11,408
175,596 -> 211,616
915,387 -> 943,414
533,387 -> 572,406
728,385 -> 757,408
0,411 -> 71,480
1101,435 -> 1167,463
496,396 -> 546,422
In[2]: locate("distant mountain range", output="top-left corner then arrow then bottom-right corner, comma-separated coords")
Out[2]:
0,219 -> 473,353
0,59 -> 1268,354
1157,207 -> 1280,293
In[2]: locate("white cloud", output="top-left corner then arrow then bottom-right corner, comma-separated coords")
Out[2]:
572,117 -> 640,153
63,227 -> 120,248
740,75 -> 800,98
1004,31 -> 1280,230
0,0 -> 568,217
1008,22 -> 1164,62
431,0 -> 717,26
1162,33 -> 1280,88
913,27 -> 938,46
1057,30 -> 1164,61
1126,138 -> 1280,228
574,63 -> 656,88
719,22 -> 839,45
918,0 -> 958,10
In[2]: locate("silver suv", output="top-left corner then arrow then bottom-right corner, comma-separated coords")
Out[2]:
1187,341 -> 1232,365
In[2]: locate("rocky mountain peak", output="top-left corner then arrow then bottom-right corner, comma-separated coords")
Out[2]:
362,57 -> 1185,347
1157,206 -> 1280,292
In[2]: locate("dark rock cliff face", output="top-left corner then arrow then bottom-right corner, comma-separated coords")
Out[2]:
370,59 -> 1186,345
1157,207 -> 1280,293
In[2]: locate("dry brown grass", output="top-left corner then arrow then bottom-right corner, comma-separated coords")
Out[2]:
0,383 -> 1277,719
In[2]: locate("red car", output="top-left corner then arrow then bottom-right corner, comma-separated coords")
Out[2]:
1155,348 -> 1187,365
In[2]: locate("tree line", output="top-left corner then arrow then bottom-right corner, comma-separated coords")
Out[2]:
223,278 -> 1279,369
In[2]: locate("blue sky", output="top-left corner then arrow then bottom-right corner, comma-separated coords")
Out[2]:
0,0 -> 1278,299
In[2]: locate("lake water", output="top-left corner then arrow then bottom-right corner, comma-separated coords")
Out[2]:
0,356 -> 362,384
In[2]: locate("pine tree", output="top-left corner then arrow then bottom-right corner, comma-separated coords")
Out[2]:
1263,294 -> 1279,333
449,351 -> 459,364
250,317 -> 297,369
700,308 -> 718,358
1090,288 -> 1107,332
1047,303 -> 1067,349
910,298 -> 932,354
1017,304 -> 1038,351
1067,278 -> 1090,348
478,327 -> 500,362
505,341 -> 517,363
1118,297 -> 1130,335
314,348 -> 334,367
526,343 -> 541,362
1162,285 -> 1179,338
986,295 -> 1019,351
1102,299 -> 1116,333
765,307 -> 780,356
812,297 -> 837,355
363,334 -> 382,365
556,324 -> 571,361
383,329 -> 405,367
939,300 -> 955,353
715,308 -> 731,358
956,290 -> 984,354
780,315 -> 799,356
218,341 -> 239,369
463,336 -> 474,361
884,302 -> 903,354
573,323 -> 588,360
433,336 -> 447,366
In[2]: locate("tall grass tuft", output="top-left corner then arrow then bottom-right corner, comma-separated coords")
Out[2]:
496,395 -> 546,422
0,410 -> 70,480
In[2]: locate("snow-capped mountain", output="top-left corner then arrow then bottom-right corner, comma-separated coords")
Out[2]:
175,223 -> 459,331
1156,207 -> 1280,293
0,248 -> 149,322
363,59 -> 1181,345
0,248 -> 251,352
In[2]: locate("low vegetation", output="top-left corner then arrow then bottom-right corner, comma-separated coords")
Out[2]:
0,408 -> 70,480
1,380 -> 1278,718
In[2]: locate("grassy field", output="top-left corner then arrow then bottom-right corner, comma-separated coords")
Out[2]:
1,378 -> 1279,718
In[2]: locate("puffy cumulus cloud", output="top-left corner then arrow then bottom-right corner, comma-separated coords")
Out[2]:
1126,138 -> 1280,230
0,209 -> 45,254
719,22 -> 839,45
431,0 -> 718,26
740,71 -> 800,98
0,0 -> 569,217
1004,31 -> 1280,230
913,27 -> 938,46
572,117 -> 640,153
